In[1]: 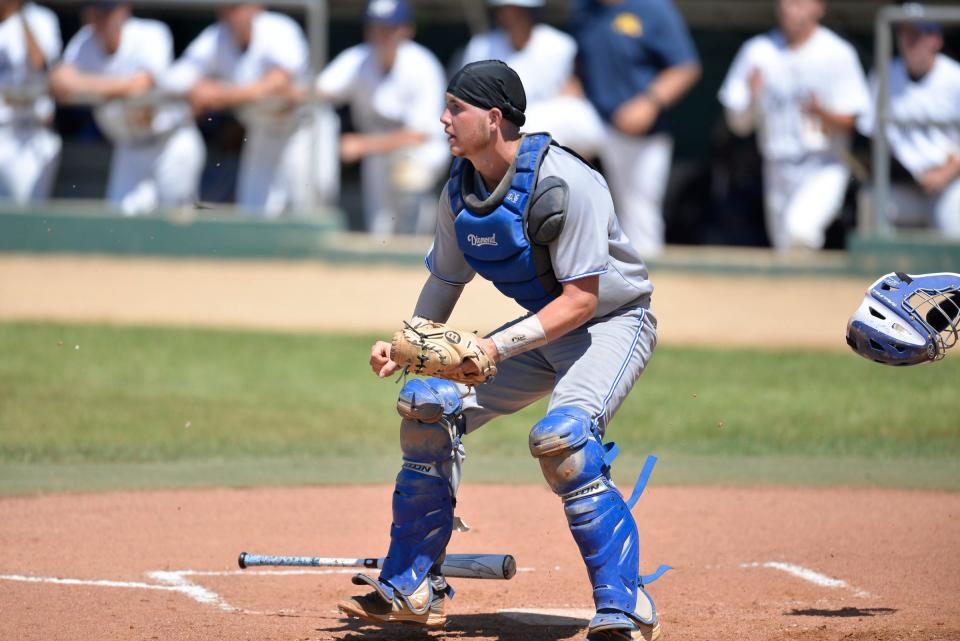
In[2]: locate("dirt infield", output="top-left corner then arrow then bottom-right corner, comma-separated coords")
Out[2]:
1,484 -> 958,641
3,254 -> 958,640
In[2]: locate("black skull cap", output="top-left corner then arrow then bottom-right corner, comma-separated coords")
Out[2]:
447,59 -> 527,127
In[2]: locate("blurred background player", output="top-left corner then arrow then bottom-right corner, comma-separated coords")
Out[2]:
161,2 -> 338,217
0,0 -> 61,204
859,18 -> 960,238
460,0 -> 604,157
719,0 -> 870,251
49,1 -> 204,215
574,0 -> 701,258
316,0 -> 447,237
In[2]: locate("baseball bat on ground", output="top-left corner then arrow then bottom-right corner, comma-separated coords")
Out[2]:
238,552 -> 516,580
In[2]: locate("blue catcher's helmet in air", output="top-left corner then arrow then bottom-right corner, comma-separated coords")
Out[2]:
846,272 -> 960,366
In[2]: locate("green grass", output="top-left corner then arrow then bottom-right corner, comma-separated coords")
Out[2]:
1,322 -> 958,493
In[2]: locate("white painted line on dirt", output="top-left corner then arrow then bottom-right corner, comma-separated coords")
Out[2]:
0,572 -> 242,612
0,574 -> 189,592
740,562 -> 871,597
147,571 -> 236,611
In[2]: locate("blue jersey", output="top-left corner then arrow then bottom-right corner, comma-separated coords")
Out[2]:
574,0 -> 698,131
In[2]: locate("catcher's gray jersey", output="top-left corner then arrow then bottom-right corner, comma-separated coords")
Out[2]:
426,144 -> 654,318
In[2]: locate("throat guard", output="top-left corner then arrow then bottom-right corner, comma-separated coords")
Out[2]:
449,133 -> 566,313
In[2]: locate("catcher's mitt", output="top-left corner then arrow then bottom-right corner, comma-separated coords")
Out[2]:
390,319 -> 497,385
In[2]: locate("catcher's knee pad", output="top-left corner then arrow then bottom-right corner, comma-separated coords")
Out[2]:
529,406 -> 646,620
380,378 -> 463,596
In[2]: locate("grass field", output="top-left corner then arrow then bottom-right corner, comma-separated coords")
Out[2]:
2,321 -> 958,494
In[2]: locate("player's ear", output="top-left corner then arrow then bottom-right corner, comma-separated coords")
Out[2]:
488,107 -> 503,132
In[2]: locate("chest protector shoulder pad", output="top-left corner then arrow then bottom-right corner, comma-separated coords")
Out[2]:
449,133 -> 567,313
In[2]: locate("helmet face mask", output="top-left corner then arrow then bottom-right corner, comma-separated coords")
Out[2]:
846,272 -> 960,366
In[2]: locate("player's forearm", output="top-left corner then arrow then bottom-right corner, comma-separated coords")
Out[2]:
817,110 -> 857,135
50,68 -> 152,101
537,276 -> 600,342
486,278 -> 598,361
536,290 -> 598,342
219,68 -> 293,108
646,62 -> 701,109
351,130 -> 429,157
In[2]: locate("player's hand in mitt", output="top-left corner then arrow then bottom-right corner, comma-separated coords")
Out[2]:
390,319 -> 497,385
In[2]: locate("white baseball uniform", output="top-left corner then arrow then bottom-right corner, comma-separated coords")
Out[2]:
860,53 -> 960,237
461,23 -> 604,155
0,2 -> 61,203
318,39 -> 448,236
62,17 -> 204,215
719,26 -> 870,250
162,10 -> 339,217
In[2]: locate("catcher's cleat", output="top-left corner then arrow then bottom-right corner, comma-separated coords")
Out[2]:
337,573 -> 448,628
586,609 -> 661,641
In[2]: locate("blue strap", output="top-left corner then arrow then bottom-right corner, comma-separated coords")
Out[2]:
602,441 -> 620,467
641,564 -> 672,585
625,454 -> 658,509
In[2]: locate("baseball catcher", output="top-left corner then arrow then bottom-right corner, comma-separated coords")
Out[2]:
846,271 -> 960,365
337,59 -> 666,641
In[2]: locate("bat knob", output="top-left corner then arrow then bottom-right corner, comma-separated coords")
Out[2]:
503,555 -> 516,580
238,552 -> 248,569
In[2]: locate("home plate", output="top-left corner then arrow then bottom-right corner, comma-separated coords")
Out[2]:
499,608 -> 593,626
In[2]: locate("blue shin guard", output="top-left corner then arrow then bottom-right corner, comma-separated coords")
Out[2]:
530,406 -> 656,628
378,378 -> 463,598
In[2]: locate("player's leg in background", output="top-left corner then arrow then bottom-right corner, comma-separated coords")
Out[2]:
25,128 -> 61,202
237,127 -> 288,218
0,127 -> 61,204
531,305 -> 661,639
361,154 -> 395,237
279,107 -> 342,217
762,159 -> 796,251
885,183 -> 933,229
389,140 -> 447,235
106,142 -> 159,215
599,130 -> 673,258
313,105 -> 341,209
781,158 -> 850,249
934,177 -> 960,239
154,126 -> 206,209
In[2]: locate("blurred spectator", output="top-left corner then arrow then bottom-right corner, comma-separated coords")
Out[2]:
719,0 -> 869,251
49,1 -> 204,215
0,0 -> 61,204
316,0 -> 447,237
574,0 -> 701,257
859,20 -> 960,238
460,0 -> 604,156
161,2 -> 339,217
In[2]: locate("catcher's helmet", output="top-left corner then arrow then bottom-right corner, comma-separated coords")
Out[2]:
846,271 -> 960,365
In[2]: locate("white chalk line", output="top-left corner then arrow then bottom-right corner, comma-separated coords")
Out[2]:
0,566 -> 539,615
740,562 -> 871,597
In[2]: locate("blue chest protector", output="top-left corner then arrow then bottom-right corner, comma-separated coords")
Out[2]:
449,133 -> 565,313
